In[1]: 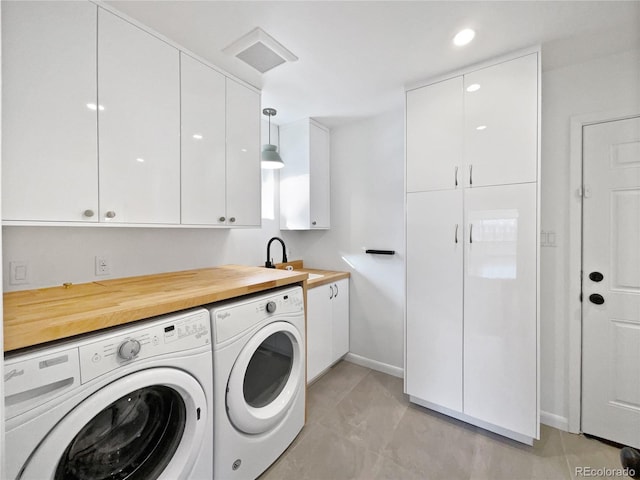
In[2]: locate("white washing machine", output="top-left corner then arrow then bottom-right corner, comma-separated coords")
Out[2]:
4,308 -> 213,480
209,285 -> 305,480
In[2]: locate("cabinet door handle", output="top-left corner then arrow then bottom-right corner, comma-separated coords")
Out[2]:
229,217 -> 236,223
329,285 -> 334,299
334,283 -> 339,297
469,223 -> 473,244
83,209 -> 95,218
455,224 -> 459,244
105,211 -> 116,219
454,166 -> 458,187
218,216 -> 226,222
312,221 -> 317,226
469,164 -> 473,186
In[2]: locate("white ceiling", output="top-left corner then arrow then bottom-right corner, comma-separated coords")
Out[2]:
106,1 -> 640,128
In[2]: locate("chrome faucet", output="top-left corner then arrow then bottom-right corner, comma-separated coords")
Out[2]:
265,237 -> 288,268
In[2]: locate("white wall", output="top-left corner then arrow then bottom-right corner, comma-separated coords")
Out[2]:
539,48 -> 640,427
283,108 -> 406,373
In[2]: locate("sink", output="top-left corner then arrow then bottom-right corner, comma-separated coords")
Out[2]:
307,273 -> 324,280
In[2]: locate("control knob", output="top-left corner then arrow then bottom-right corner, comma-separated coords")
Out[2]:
118,339 -> 141,361
266,301 -> 277,314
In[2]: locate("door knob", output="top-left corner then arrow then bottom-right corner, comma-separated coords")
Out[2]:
589,293 -> 605,305
589,272 -> 604,282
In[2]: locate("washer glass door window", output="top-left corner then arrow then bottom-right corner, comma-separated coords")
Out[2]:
21,368 -> 207,480
56,385 -> 185,480
227,321 -> 304,435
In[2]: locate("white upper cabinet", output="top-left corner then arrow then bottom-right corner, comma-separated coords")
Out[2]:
180,53 -> 226,225
225,78 -> 261,227
406,77 -> 463,192
98,9 -> 180,224
2,2 -> 98,222
280,119 -> 331,230
463,53 -> 538,187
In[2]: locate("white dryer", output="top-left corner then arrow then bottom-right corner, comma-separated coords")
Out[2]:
4,308 -> 213,480
209,286 -> 305,480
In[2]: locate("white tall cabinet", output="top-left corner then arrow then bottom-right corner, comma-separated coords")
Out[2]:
405,51 -> 540,443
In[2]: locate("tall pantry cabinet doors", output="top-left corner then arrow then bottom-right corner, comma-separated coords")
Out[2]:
406,77 -> 463,192
97,9 -> 180,224
463,183 -> 538,438
180,53 -> 227,225
2,2 -> 98,222
225,79 -> 261,227
406,190 -> 464,411
463,53 -> 538,187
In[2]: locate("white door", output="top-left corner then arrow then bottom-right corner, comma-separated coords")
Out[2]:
331,279 -> 350,362
180,53 -> 227,225
2,1 -> 98,222
406,77 -> 463,193
307,285 -> 332,383
463,183 -> 537,438
309,122 -> 331,229
225,79 -> 261,226
582,116 -> 640,448
406,190 -> 464,412
98,8 -> 180,224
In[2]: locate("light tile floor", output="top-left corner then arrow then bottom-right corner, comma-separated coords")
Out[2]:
261,361 -> 626,480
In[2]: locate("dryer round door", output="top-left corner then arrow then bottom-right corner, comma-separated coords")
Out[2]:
20,368 -> 207,480
227,320 -> 304,434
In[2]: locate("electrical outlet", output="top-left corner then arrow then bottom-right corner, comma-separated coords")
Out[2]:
95,256 -> 111,276
9,261 -> 30,285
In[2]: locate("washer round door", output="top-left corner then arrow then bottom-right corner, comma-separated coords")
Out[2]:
226,321 -> 304,434
21,368 -> 207,480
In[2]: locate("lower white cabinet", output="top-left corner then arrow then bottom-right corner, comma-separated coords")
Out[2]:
307,279 -> 349,383
406,183 -> 538,440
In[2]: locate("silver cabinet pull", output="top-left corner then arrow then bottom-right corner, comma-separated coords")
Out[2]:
469,224 -> 473,244
312,221 -> 317,226
105,211 -> 116,219
455,166 -> 458,187
455,224 -> 459,244
334,283 -> 339,297
329,285 -> 334,299
229,217 -> 236,223
469,164 -> 473,186
219,216 -> 226,222
83,209 -> 95,218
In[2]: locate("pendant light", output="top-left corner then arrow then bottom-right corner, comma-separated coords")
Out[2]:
261,108 -> 284,169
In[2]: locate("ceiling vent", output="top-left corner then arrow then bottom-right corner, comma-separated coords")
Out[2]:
222,27 -> 298,73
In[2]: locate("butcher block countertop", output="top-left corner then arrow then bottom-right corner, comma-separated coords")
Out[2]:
4,265 -> 307,352
275,260 -> 350,288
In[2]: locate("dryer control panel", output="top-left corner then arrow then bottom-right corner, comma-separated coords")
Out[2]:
79,308 -> 211,384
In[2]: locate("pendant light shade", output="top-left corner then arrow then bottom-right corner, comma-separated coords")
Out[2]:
261,108 -> 284,169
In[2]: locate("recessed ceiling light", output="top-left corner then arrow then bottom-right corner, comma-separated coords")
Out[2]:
453,29 -> 475,46
466,84 -> 481,92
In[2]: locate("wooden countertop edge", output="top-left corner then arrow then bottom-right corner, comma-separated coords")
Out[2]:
273,260 -> 350,288
4,266 -> 307,352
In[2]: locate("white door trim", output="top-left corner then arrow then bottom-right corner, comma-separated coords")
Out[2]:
568,108 -> 640,434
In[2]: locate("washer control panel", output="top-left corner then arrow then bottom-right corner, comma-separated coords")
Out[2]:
212,286 -> 304,345
79,308 -> 210,384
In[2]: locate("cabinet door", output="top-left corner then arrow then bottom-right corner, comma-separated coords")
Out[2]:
2,2 -> 98,222
463,183 -> 537,437
98,9 -> 180,224
331,279 -> 349,362
406,77 -> 463,193
180,53 -> 226,225
309,122 -> 330,229
464,53 -> 538,187
225,79 -> 261,226
280,120 -> 311,230
406,190 -> 464,411
307,285 -> 332,383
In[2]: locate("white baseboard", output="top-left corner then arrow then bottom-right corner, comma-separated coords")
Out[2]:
541,411 -> 570,432
343,353 -> 404,378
